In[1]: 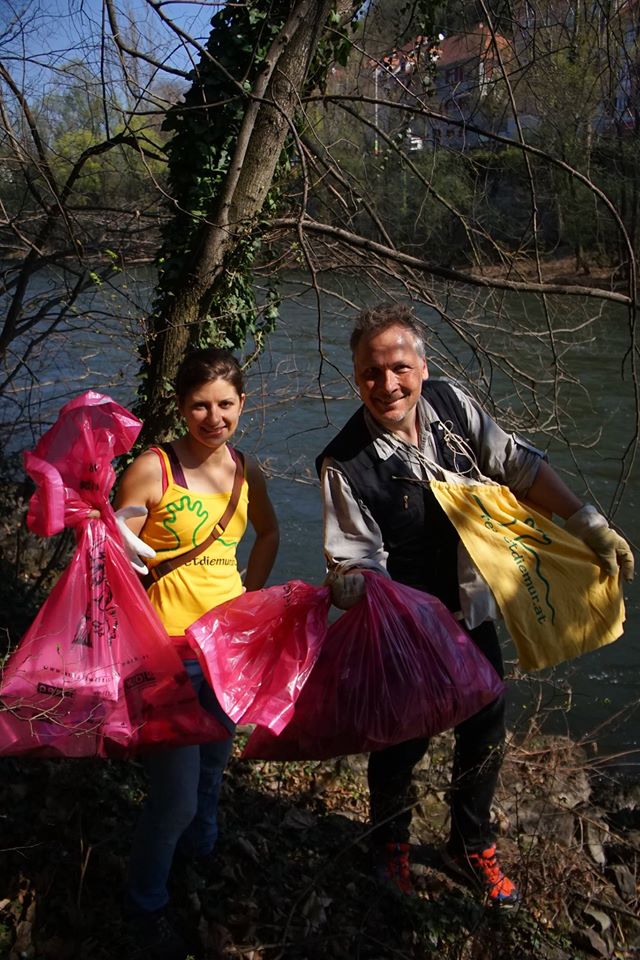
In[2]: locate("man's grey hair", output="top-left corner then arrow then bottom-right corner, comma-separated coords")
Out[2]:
349,303 -> 426,358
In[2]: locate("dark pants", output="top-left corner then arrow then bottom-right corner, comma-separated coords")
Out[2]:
367,620 -> 505,854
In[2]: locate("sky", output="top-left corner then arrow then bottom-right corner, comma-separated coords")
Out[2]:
1,0 -> 220,97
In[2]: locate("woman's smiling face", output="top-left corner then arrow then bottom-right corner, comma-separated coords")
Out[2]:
179,377 -> 245,449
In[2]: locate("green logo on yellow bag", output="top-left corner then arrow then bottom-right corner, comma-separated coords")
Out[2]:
472,495 -> 556,625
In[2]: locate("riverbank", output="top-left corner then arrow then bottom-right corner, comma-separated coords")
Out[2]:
472,254 -> 629,292
0,729 -> 638,959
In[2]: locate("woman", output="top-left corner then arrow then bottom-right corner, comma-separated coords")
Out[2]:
114,347 -> 279,957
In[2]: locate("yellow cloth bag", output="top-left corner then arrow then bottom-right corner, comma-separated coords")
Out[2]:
430,481 -> 625,671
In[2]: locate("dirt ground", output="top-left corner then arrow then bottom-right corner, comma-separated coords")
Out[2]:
0,730 -> 638,960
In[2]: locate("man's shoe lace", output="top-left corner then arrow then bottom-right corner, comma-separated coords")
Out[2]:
446,845 -> 520,906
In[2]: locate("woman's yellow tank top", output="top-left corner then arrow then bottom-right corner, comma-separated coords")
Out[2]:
141,444 -> 249,637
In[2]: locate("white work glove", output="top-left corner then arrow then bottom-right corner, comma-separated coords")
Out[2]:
324,571 -> 366,609
115,506 -> 156,576
565,504 -> 634,582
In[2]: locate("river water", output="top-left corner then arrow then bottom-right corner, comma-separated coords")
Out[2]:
3,273 -> 638,760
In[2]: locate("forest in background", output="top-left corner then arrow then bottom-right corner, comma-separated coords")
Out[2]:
2,0 -> 640,418
0,0 -> 638,497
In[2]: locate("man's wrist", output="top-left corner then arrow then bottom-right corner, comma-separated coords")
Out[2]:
565,504 -> 608,536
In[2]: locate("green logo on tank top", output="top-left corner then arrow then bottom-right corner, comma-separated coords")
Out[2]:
163,496 -> 209,547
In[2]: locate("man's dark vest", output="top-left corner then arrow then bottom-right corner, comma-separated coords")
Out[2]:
317,379 -> 474,611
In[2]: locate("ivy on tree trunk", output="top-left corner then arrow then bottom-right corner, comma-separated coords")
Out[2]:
136,0 -> 356,444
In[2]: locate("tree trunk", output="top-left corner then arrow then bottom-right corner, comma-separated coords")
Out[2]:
138,0 -> 346,444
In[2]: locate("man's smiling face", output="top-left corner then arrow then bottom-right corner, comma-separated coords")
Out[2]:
353,323 -> 428,436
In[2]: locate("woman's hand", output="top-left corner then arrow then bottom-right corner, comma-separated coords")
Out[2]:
115,506 -> 157,575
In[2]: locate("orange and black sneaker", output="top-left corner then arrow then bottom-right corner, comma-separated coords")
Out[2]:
442,845 -> 520,908
375,841 -> 414,896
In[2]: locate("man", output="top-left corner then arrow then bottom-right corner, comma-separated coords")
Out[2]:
317,303 -> 634,906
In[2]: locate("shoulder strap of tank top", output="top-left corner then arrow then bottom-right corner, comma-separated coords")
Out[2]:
160,441 -> 188,488
141,447 -> 245,590
147,446 -> 169,495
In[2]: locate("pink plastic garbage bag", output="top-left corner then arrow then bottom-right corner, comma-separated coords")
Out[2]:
24,390 -> 141,536
0,392 -> 227,758
243,573 -> 504,761
187,581 -> 331,734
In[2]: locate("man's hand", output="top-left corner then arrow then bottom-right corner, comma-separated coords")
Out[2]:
325,571 -> 366,609
115,506 -> 156,576
565,504 -> 634,582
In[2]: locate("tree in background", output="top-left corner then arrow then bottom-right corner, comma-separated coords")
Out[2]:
0,11 -> 173,449
134,0 -> 355,443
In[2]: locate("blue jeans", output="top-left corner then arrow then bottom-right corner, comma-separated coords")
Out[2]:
126,659 -> 235,913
